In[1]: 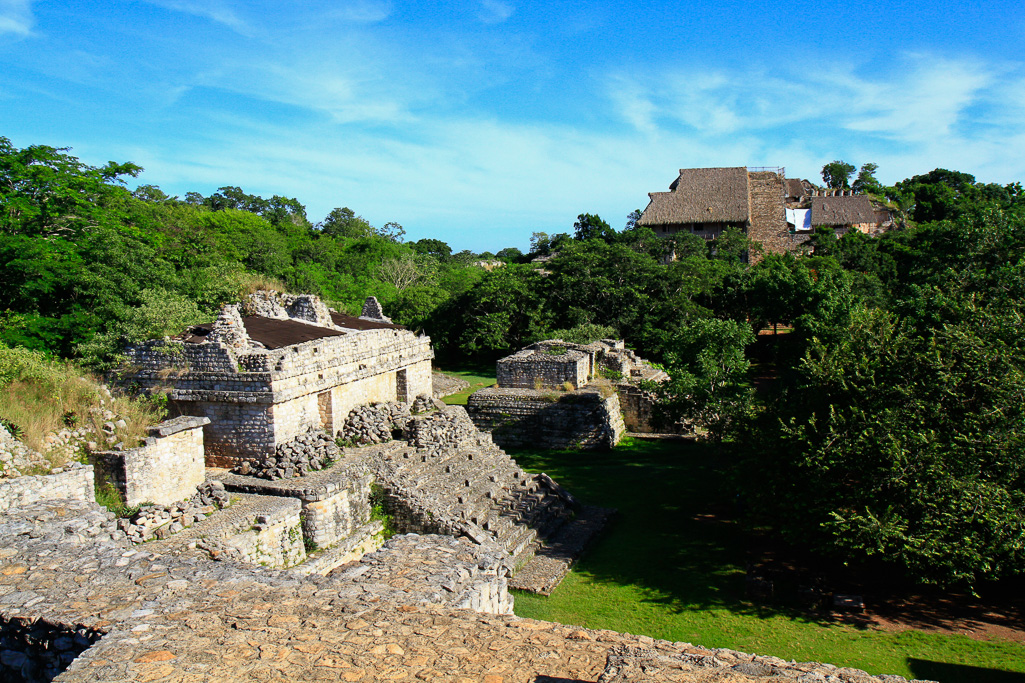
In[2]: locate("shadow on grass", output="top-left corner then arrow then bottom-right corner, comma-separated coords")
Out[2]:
908,658 -> 1025,683
507,437 -> 829,626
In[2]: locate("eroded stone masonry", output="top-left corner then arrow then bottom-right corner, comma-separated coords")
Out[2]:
467,338 -> 670,449
0,295 -> 932,682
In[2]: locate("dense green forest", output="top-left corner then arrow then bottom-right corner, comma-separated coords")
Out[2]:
2,136 -> 1024,589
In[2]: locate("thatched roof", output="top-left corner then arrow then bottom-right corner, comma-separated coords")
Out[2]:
638,167 -> 750,226
810,195 -> 878,226
785,178 -> 809,199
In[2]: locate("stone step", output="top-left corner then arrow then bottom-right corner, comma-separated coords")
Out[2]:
509,505 -> 616,595
497,523 -> 538,567
291,520 -> 385,576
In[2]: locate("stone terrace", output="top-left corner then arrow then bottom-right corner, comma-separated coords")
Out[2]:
0,499 -> 930,682
345,405 -> 612,593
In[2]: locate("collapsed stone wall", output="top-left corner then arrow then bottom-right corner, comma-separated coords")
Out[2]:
88,416 -> 209,506
0,464 -> 94,513
467,387 -> 625,449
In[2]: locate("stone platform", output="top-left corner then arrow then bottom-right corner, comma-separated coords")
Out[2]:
209,454 -> 379,563
144,491 -> 306,568
0,500 -> 931,683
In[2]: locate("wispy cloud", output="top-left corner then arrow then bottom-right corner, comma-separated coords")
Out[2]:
329,0 -> 392,23
0,0 -> 34,37
478,0 -> 514,24
606,54 -> 1024,183
141,0 -> 252,35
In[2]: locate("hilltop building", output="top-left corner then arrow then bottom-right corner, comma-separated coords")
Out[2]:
639,167 -> 893,255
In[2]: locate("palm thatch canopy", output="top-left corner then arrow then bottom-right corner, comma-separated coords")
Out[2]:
810,195 -> 878,226
785,178 -> 810,200
638,167 -> 750,226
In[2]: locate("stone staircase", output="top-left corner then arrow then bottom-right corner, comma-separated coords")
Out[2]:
347,405 -> 611,592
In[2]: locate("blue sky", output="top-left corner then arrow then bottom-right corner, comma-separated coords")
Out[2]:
1,1 -> 1023,252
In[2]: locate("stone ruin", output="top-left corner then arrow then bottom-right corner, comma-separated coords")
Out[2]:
467,338 -> 670,449
119,291 -> 434,468
0,295 -> 934,682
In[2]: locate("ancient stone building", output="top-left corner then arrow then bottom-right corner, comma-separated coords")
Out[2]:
468,339 -> 669,448
119,293 -> 433,468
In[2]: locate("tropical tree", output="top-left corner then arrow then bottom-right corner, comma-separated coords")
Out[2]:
821,160 -> 856,189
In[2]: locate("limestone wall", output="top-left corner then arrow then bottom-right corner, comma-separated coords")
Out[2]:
328,534 -> 514,615
617,383 -> 660,433
467,387 -> 625,449
213,459 -> 376,552
122,326 -> 434,465
224,499 -> 306,568
177,401 -> 275,466
89,417 -> 209,507
497,349 -> 589,389
0,465 -> 94,513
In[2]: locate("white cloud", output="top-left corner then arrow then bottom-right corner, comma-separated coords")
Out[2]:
140,0 -> 252,35
478,0 -> 514,24
329,0 -> 392,23
0,0 -> 33,36
606,54 -> 1025,186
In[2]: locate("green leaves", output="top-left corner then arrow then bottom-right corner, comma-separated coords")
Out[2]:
653,318 -> 756,443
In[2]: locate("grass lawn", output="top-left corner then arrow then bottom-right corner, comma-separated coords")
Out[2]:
509,438 -> 1025,683
436,362 -> 496,405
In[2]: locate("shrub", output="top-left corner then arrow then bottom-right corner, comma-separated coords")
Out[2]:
0,343 -> 166,462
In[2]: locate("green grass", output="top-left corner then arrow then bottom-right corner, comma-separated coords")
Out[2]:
509,438 -> 1025,683
436,362 -> 496,406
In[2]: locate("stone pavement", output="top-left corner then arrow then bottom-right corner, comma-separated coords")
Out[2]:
0,499 -> 932,683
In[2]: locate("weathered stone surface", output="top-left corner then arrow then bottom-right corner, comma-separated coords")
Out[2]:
468,386 -> 625,449
0,500 -> 930,683
90,417 -> 209,506
0,463 -> 94,512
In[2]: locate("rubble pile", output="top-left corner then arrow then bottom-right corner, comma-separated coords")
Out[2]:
339,402 -> 410,445
0,424 -> 52,478
117,481 -> 230,543
234,430 -> 340,479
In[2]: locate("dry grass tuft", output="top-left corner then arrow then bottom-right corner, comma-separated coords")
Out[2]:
236,272 -> 287,297
0,345 -> 166,467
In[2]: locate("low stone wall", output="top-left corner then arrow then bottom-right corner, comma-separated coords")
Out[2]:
213,457 -> 375,552
225,497 -> 306,568
146,493 -> 307,569
89,416 -> 209,507
617,382 -> 661,432
496,348 -> 590,389
328,533 -> 514,615
467,386 -> 625,449
0,464 -> 94,513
